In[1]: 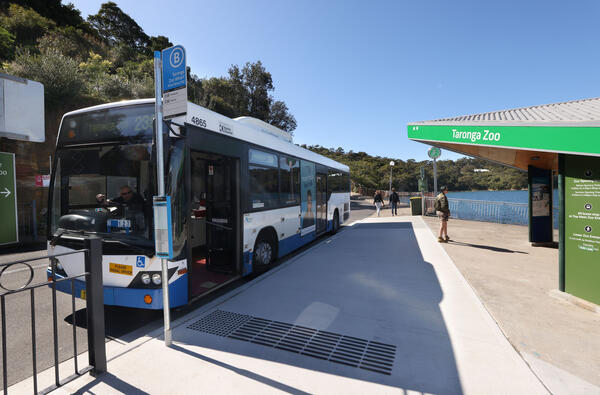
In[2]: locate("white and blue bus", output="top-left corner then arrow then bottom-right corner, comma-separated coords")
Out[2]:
47,99 -> 350,309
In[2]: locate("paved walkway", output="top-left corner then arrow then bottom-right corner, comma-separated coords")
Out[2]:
11,215 -> 550,394
419,213 -> 600,394
378,204 -> 600,394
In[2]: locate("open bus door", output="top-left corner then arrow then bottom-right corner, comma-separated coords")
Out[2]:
205,158 -> 235,272
189,152 -> 238,297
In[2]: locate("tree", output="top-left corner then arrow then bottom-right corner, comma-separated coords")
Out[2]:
229,61 -> 273,120
5,47 -> 85,106
0,26 -> 15,60
200,61 -> 297,132
0,4 -> 55,48
149,35 -> 172,52
268,101 -> 297,134
79,51 -> 113,96
88,2 -> 149,52
37,26 -> 105,61
9,0 -> 86,29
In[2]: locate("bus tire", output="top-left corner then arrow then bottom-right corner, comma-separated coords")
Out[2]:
331,210 -> 340,234
253,230 -> 277,271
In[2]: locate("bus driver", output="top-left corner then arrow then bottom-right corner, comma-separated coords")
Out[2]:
96,186 -> 148,231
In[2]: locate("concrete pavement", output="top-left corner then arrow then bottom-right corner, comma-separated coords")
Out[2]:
11,214 -> 551,394
379,204 -> 600,394
419,213 -> 600,394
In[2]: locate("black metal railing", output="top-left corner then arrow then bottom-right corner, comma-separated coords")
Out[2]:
0,236 -> 106,394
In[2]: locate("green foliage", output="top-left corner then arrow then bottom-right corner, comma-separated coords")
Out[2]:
37,26 -> 106,61
198,61 -> 297,133
269,100 -> 297,132
88,1 -> 149,52
5,47 -> 84,106
0,0 -> 296,136
9,0 -> 86,28
301,145 -> 528,192
0,4 -> 55,48
149,35 -> 172,52
0,26 -> 15,60
79,51 -> 153,100
79,51 -> 113,95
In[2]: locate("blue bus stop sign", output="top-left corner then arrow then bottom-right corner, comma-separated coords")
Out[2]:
162,45 -> 186,92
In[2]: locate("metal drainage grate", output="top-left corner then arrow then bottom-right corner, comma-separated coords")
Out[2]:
187,310 -> 396,375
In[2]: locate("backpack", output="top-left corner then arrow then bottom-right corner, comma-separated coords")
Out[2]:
434,195 -> 442,211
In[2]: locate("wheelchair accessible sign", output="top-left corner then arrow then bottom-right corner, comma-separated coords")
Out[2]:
161,45 -> 187,119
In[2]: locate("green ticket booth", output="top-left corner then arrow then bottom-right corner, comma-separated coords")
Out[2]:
407,97 -> 600,305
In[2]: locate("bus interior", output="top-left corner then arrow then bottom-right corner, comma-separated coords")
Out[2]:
189,151 -> 240,297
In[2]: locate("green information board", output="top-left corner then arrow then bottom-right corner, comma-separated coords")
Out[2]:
0,152 -> 18,245
564,155 -> 600,304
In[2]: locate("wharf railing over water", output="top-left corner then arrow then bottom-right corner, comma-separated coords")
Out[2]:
0,236 -> 106,394
423,196 -> 559,228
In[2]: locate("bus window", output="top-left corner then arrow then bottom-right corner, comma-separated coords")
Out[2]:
249,149 -> 279,209
49,143 -> 154,248
280,156 -> 300,205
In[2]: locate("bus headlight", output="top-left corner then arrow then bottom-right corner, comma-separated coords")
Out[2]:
141,273 -> 151,285
151,273 -> 162,285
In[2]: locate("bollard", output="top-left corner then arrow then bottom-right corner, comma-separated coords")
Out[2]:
84,237 -> 106,376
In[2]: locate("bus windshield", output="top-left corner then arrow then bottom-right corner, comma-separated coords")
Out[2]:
50,143 -> 155,249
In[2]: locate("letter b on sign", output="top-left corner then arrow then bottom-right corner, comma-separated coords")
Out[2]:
162,45 -> 186,91
170,48 -> 184,68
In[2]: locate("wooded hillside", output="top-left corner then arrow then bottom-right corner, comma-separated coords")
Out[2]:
302,145 -> 528,192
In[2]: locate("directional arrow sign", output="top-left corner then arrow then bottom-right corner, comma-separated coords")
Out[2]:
0,152 -> 18,244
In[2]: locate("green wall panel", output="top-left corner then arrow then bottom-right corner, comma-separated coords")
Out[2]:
564,154 -> 600,304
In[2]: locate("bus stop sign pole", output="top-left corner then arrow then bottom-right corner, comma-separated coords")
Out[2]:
153,51 -> 172,346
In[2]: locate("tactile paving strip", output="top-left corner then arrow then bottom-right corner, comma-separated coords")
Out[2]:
187,310 -> 396,375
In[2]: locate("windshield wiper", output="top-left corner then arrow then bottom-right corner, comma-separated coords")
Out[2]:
50,229 -> 86,246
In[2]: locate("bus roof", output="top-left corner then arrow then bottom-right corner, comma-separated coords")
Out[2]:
61,99 -> 350,173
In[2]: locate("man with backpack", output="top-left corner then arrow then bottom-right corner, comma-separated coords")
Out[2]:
434,186 -> 450,242
389,188 -> 399,216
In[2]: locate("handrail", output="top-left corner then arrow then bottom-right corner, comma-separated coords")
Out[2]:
423,196 -> 559,228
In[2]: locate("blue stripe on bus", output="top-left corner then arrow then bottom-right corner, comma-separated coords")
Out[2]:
47,270 -> 188,309
278,232 -> 315,258
243,251 -> 253,276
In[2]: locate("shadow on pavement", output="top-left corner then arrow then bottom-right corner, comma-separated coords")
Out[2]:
65,306 -> 162,339
173,221 -> 462,393
448,241 -> 528,254
73,372 -> 151,395
170,344 -> 311,395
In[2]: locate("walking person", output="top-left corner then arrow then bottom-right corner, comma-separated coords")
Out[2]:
434,186 -> 451,242
373,190 -> 384,217
389,188 -> 399,216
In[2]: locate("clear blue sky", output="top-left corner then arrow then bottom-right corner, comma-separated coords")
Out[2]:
67,0 -> 600,161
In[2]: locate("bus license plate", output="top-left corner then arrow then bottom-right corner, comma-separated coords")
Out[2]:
80,290 -> 86,300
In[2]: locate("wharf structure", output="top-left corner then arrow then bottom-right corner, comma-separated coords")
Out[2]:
408,97 -> 600,305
